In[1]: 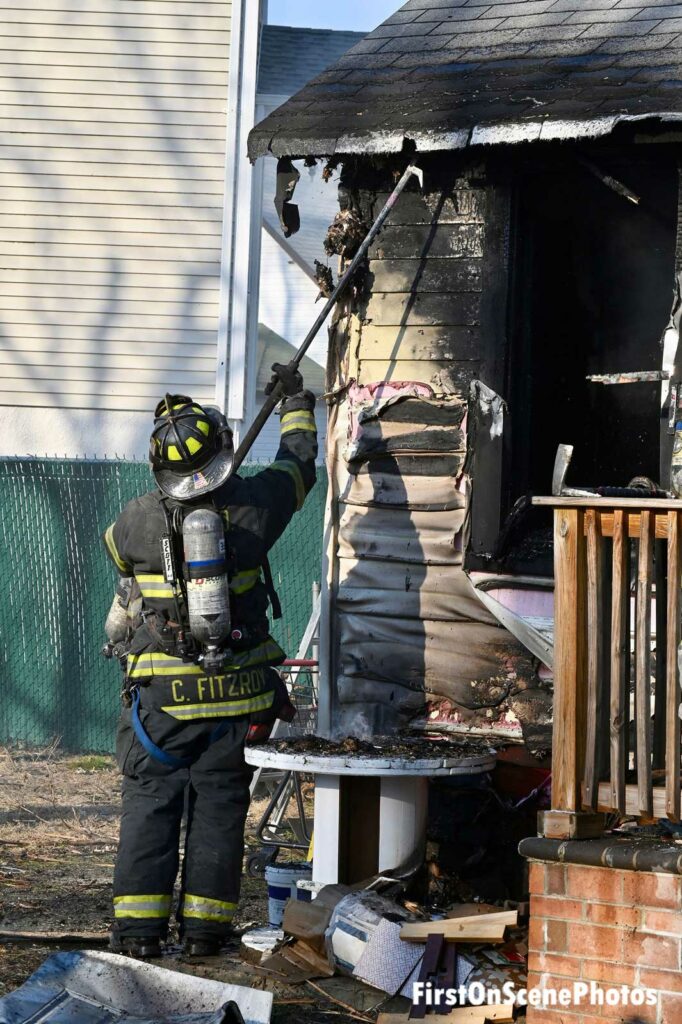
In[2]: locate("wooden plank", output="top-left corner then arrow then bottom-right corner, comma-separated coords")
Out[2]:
400,912 -> 516,944
362,292 -> 480,328
636,511 -> 654,818
667,511 -> 682,821
610,509 -> 628,814
368,189 -> 485,226
533,496 -> 682,511
593,512 -> 669,541
370,223 -> 484,260
552,508 -> 588,813
357,359 -> 479,390
583,509 -> 602,811
352,325 -> 479,361
596,782 -> 676,820
540,809 -> 606,840
368,258 -> 482,294
653,539 -> 668,771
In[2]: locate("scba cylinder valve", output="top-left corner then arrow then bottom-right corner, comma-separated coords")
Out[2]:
182,508 -> 232,675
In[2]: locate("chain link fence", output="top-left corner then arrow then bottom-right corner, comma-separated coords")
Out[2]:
0,458 -> 326,753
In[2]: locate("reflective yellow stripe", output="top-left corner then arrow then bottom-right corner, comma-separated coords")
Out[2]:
104,524 -> 130,574
136,572 -> 176,599
271,460 -> 305,510
182,893 -> 237,922
161,691 -> 274,720
281,411 -> 316,435
136,571 -> 256,599
230,568 -> 261,595
128,653 -> 205,679
113,894 -> 171,919
127,640 -> 284,679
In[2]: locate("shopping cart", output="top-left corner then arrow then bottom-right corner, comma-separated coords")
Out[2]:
246,591 -> 320,876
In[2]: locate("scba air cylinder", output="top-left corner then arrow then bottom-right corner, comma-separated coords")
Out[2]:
182,508 -> 232,650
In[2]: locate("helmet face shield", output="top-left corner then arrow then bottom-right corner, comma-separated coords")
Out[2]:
150,395 -> 234,500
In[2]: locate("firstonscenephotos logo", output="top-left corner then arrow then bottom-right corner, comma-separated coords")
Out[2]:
411,980 -> 658,1011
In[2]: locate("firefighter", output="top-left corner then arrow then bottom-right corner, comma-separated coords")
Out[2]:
102,367 -> 317,958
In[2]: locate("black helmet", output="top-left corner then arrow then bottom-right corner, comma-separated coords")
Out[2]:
149,393 -> 234,500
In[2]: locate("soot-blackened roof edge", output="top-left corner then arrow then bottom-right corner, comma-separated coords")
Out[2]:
248,0 -> 682,161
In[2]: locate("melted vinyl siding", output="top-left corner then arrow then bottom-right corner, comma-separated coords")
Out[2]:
325,174 -> 534,736
0,0 -> 230,412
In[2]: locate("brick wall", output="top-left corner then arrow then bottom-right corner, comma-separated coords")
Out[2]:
527,860 -> 682,1023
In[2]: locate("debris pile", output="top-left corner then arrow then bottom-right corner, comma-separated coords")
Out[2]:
240,877 -> 528,1021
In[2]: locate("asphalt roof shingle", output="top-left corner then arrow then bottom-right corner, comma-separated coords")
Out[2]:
248,0 -> 682,159
257,25 -> 365,96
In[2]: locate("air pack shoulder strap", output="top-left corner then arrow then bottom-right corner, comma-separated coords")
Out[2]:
261,555 -> 282,620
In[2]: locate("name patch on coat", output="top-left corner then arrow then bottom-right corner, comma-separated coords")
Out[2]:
169,668 -> 267,705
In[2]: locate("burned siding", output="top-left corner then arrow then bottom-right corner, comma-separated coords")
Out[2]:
322,158 -> 551,749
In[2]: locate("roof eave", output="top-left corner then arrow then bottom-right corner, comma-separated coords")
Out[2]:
247,111 -> 682,163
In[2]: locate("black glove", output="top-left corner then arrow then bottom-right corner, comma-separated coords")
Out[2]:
265,362 -> 303,398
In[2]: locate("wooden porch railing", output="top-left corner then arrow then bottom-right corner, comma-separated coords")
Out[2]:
533,497 -> 682,839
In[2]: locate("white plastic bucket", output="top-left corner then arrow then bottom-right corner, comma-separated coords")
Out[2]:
265,862 -> 312,926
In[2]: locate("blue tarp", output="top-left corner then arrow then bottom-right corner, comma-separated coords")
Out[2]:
0,951 -> 272,1024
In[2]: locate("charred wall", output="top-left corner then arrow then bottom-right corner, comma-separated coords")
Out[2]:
321,155 -> 550,751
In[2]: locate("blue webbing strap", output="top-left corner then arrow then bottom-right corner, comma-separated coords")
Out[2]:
131,690 -> 236,769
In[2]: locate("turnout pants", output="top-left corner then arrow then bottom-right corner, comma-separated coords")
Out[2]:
112,702 -> 253,941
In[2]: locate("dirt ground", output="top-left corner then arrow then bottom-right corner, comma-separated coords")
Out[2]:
0,745 -> 369,1024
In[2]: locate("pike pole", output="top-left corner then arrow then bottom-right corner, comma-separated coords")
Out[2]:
231,163 -> 424,471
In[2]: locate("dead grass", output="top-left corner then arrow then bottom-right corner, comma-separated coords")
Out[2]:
0,745 -> 281,991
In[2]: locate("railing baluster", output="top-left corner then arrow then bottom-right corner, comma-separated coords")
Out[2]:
653,537 -> 668,770
636,511 -> 654,818
584,509 -> 602,811
666,511 -> 681,822
552,508 -> 588,814
610,509 -> 628,814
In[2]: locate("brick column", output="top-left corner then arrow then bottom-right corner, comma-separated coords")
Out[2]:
527,860 -> 682,1023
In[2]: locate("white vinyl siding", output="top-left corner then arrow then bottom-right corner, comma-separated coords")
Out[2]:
0,0 -> 231,413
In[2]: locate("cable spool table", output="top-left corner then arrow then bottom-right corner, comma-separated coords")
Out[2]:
245,744 -> 496,885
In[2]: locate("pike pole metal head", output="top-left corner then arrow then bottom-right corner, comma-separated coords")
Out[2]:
406,164 -> 424,190
552,444 -> 574,496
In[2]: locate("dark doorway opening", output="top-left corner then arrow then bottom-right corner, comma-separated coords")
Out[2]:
501,148 -> 678,573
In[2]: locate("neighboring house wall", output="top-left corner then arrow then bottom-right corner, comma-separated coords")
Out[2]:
244,27 -> 363,463
0,0 -> 232,458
